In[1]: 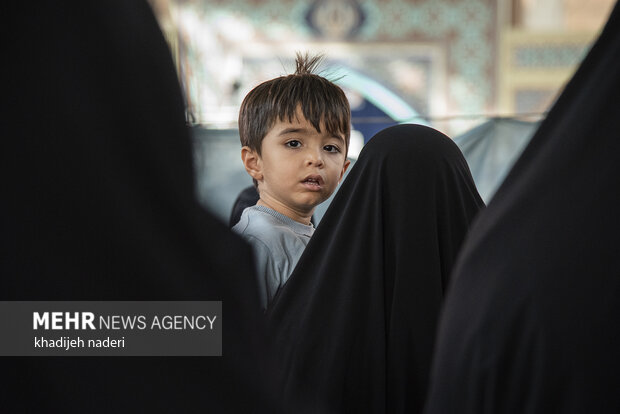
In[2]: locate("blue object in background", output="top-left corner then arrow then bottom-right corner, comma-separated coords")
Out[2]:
454,117 -> 540,203
351,98 -> 397,143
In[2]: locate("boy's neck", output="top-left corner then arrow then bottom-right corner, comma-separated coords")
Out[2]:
256,199 -> 313,226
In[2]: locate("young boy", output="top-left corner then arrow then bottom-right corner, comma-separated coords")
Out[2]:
233,53 -> 351,310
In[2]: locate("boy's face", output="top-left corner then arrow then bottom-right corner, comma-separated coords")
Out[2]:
242,109 -> 350,223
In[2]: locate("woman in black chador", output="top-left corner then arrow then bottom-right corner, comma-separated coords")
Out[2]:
267,124 -> 484,413
425,3 -> 620,413
4,2 -> 280,412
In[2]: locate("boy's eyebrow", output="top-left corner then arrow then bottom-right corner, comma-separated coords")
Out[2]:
278,127 -> 310,136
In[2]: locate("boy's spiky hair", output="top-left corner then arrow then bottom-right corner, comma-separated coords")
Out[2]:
238,52 -> 351,157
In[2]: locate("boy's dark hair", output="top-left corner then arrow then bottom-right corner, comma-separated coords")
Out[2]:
238,52 -> 351,159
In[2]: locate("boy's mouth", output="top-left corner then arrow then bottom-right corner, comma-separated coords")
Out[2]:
301,175 -> 324,189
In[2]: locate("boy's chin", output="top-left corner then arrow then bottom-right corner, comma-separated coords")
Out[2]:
296,195 -> 327,209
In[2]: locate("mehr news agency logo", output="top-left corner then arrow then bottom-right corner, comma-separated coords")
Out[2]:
33,311 -> 217,351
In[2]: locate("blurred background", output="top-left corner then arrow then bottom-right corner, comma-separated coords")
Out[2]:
147,0 -> 615,222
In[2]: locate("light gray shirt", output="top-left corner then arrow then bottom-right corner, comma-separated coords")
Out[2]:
232,205 -> 314,310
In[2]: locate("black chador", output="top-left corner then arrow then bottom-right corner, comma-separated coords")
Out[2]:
267,124 -> 484,413
425,3 -> 620,413
4,2 -> 280,412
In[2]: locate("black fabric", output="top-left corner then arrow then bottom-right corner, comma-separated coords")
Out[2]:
3,2 -> 279,412
425,3 -> 620,414
267,124 -> 484,412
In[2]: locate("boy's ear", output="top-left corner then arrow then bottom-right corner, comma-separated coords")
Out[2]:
339,159 -> 351,183
241,146 -> 263,182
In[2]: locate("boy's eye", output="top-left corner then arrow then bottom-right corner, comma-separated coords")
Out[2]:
323,145 -> 340,153
285,140 -> 301,148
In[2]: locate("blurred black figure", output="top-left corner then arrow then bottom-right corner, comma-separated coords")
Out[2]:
3,2 -> 280,412
425,3 -> 620,413
267,124 -> 484,412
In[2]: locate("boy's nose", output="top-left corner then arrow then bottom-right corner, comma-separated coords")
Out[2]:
305,148 -> 324,167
